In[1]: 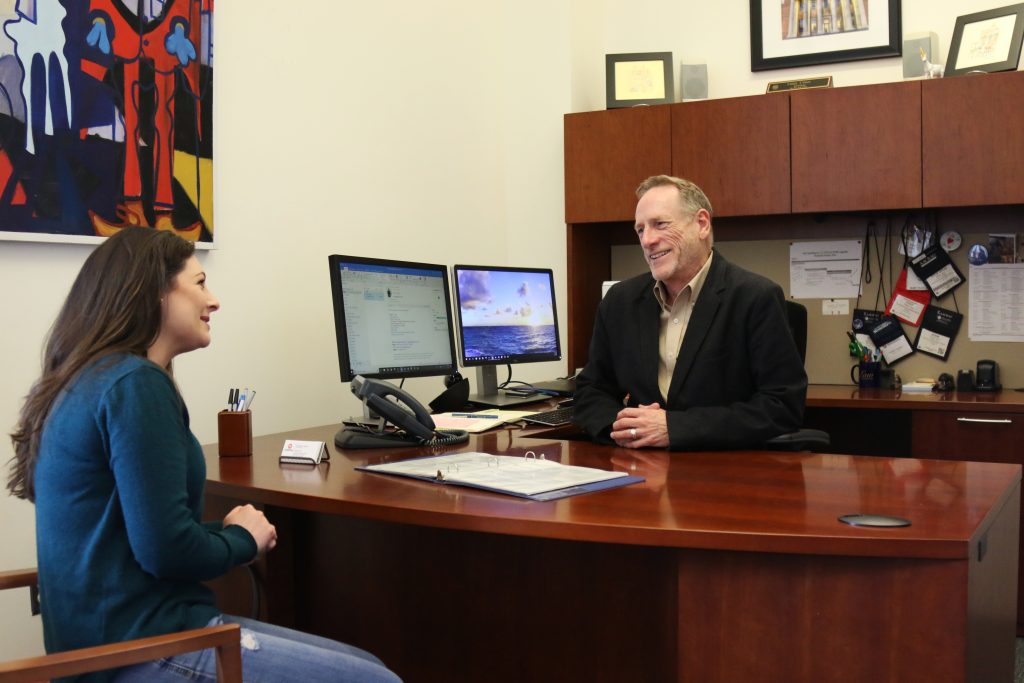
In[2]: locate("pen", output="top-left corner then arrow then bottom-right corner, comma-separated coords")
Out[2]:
451,413 -> 500,419
243,390 -> 256,411
226,389 -> 234,412
236,388 -> 247,412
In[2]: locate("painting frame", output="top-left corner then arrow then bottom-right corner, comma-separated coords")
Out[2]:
750,0 -> 903,72
0,1 -> 215,247
605,52 -> 674,109
945,3 -> 1024,76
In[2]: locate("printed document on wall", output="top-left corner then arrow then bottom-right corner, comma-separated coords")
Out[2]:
969,263 -> 1024,342
790,240 -> 862,299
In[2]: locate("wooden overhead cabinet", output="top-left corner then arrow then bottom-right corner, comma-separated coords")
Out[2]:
923,71 -> 1024,207
564,106 -> 671,223
791,81 -> 922,213
671,94 -> 791,217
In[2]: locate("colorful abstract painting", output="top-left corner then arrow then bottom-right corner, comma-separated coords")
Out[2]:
0,0 -> 213,244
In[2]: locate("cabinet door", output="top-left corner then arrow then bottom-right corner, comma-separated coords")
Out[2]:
564,107 -> 671,223
791,82 -> 921,213
923,71 -> 1024,207
670,94 -> 790,217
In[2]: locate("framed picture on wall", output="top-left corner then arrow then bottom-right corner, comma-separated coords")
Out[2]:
945,3 -> 1024,76
0,2 -> 216,247
750,0 -> 902,71
605,52 -> 674,109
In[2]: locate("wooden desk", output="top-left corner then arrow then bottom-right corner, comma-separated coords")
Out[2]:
203,426 -> 1019,682
808,384 -> 1024,417
806,384 -> 1024,634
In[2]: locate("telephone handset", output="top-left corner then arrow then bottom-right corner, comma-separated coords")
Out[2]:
354,375 -> 436,440
339,376 -> 469,449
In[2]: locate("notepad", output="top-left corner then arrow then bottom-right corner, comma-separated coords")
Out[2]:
431,409 -> 536,433
358,452 -> 643,501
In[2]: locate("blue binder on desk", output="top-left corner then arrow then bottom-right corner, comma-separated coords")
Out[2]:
357,452 -> 644,501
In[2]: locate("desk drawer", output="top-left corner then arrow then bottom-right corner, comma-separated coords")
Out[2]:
912,410 -> 1024,463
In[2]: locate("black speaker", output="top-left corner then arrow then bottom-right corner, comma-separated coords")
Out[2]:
956,369 -> 974,392
429,376 -> 469,413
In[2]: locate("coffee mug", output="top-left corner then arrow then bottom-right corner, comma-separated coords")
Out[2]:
878,368 -> 898,390
851,361 -> 881,388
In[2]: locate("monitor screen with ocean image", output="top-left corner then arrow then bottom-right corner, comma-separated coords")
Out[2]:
452,265 -> 561,367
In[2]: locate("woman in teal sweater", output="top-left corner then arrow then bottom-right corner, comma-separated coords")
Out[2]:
8,228 -> 400,683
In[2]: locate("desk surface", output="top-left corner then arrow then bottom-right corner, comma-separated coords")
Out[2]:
203,426 -> 1021,682
808,383 -> 1024,412
203,424 -> 1020,561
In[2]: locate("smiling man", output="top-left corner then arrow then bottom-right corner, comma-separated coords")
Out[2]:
573,175 -> 807,450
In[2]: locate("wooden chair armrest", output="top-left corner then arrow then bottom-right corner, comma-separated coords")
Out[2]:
0,568 -> 38,591
0,623 -> 242,683
0,568 -> 40,615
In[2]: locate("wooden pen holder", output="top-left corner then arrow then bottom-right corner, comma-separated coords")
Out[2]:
217,410 -> 252,457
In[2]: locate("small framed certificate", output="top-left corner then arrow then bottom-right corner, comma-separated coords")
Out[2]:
947,3 -> 1024,75
605,52 -> 674,109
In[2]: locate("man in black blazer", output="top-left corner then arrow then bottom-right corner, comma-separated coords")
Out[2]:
574,175 -> 807,450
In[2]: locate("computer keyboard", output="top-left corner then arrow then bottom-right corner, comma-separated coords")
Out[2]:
522,406 -> 574,427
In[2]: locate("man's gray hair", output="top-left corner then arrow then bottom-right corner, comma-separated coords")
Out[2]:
635,175 -> 714,217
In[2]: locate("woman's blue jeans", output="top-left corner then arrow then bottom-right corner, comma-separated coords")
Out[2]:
112,615 -> 402,682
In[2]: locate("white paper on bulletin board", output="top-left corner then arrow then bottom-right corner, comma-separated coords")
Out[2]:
789,240 -> 862,299
969,263 -> 1024,342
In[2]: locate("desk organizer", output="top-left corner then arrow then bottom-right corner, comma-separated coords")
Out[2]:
217,410 -> 252,457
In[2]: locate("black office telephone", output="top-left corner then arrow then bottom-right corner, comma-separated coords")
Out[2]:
975,359 -> 1001,392
335,376 -> 469,449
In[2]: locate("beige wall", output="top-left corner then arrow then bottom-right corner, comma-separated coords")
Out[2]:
0,0 -> 1011,660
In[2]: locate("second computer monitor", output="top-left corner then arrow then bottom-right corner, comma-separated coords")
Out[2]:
452,264 -> 562,406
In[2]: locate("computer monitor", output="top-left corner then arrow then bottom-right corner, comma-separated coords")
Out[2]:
452,264 -> 564,407
328,255 -> 458,383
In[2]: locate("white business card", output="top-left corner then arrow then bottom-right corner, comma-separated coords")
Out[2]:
279,439 -> 328,465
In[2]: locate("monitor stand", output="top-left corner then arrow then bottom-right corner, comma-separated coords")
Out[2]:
466,366 -> 548,408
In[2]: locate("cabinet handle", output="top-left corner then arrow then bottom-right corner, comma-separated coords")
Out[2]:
956,417 -> 1013,424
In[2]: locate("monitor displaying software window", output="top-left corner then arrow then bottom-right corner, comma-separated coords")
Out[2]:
452,264 -> 563,406
328,255 -> 457,382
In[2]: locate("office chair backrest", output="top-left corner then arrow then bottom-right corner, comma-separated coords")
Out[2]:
784,300 -> 808,364
763,299 -> 830,452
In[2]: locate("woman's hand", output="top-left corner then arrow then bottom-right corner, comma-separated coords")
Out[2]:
224,504 -> 277,555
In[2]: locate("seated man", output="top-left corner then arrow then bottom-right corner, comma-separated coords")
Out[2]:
573,175 -> 807,450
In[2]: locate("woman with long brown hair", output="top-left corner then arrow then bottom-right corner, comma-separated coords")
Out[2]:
9,228 -> 400,683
